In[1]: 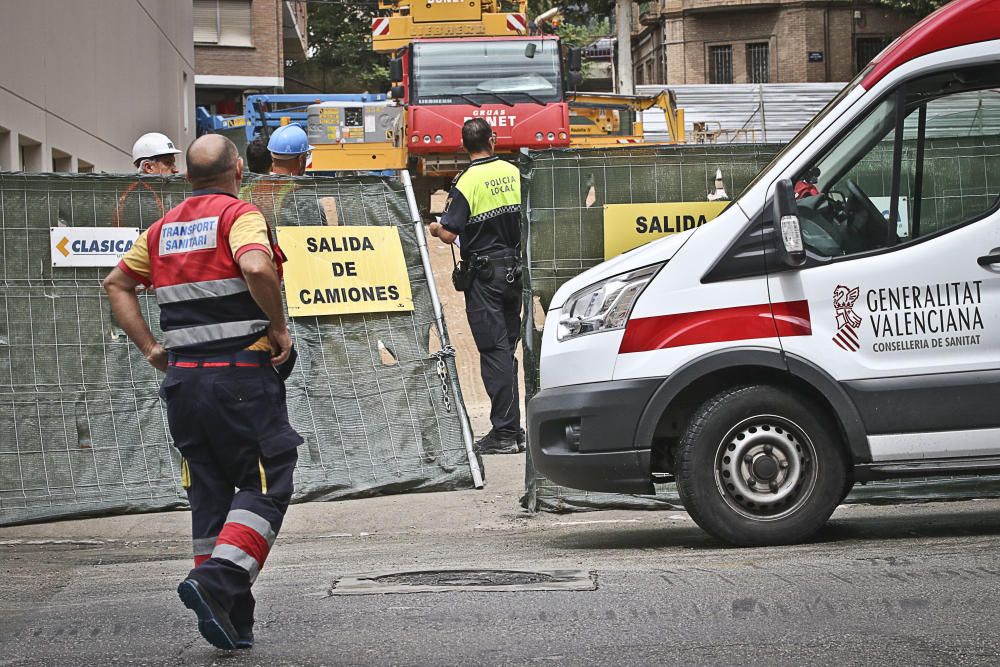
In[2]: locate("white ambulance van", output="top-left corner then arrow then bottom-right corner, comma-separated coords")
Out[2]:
527,0 -> 1000,546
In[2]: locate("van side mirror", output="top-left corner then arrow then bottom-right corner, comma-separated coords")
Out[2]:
390,84 -> 405,100
772,179 -> 806,267
389,58 -> 404,83
568,48 -> 583,73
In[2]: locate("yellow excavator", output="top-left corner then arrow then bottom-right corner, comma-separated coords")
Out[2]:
568,89 -> 685,146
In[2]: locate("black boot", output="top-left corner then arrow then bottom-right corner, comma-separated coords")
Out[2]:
474,429 -> 520,455
177,579 -> 239,650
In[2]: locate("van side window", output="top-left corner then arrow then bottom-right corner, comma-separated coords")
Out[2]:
791,65 -> 1000,259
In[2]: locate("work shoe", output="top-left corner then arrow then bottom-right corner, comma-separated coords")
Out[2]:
234,629 -> 254,650
517,427 -> 526,453
177,579 -> 239,650
231,597 -> 255,650
474,429 -> 520,455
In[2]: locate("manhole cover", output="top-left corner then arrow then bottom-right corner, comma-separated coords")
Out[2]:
376,570 -> 557,587
330,568 -> 596,595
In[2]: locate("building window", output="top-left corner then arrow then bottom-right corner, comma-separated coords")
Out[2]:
18,135 -> 42,172
77,159 -> 94,174
856,36 -> 892,73
182,72 -> 190,134
746,42 -> 769,84
0,127 -> 10,172
194,0 -> 253,47
709,45 -> 733,84
52,148 -> 73,172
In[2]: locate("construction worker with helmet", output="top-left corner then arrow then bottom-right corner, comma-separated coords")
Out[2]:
132,132 -> 182,175
103,134 -> 301,651
252,123 -> 328,227
267,124 -> 313,176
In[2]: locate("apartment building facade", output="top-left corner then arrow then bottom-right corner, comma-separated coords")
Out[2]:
194,0 -> 308,114
0,0 -> 195,173
633,0 -> 919,86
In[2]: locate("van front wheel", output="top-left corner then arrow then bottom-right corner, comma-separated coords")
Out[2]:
676,385 -> 847,547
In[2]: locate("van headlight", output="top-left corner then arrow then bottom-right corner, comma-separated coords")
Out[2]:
556,264 -> 661,341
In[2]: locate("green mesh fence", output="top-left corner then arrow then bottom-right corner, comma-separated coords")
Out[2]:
520,143 -> 1000,512
851,135 -> 1000,237
0,172 -> 474,526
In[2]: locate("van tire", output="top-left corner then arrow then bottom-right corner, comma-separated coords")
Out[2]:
676,384 -> 848,547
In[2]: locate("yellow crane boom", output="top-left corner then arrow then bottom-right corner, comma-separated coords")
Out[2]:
568,89 -> 685,147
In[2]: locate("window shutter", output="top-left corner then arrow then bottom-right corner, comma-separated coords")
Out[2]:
193,0 -> 219,44
219,0 -> 253,47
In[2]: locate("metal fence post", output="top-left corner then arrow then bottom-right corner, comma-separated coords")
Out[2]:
399,169 -> 484,488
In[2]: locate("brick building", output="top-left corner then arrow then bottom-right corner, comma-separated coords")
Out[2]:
194,0 -> 308,114
632,0 -> 919,86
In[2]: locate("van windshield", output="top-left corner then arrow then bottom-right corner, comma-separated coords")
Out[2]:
732,66 -> 872,203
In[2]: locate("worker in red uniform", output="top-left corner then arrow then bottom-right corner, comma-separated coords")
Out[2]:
102,134 -> 301,651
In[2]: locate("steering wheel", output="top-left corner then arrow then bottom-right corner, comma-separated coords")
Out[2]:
845,179 -> 891,250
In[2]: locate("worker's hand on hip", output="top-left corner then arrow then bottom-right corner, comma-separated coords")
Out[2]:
428,221 -> 441,238
145,343 -> 168,372
268,323 -> 293,366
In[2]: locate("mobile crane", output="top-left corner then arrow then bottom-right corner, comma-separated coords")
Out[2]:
296,0 -> 687,211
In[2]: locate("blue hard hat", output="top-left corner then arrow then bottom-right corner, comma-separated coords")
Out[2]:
267,124 -> 313,156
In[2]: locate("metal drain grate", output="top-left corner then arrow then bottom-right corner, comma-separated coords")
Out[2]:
330,569 -> 597,595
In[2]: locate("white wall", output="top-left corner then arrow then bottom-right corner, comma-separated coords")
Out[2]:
0,0 -> 195,173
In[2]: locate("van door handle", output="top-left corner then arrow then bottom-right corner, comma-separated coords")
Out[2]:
978,252 -> 1000,266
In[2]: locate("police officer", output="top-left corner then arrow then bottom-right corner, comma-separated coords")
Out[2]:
103,134 -> 301,651
429,118 -> 525,455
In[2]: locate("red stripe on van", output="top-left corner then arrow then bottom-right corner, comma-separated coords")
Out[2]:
619,300 -> 811,354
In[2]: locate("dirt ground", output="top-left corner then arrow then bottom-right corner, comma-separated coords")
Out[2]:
422,216 -> 526,438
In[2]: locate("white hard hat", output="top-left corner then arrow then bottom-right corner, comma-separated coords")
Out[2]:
132,132 -> 181,165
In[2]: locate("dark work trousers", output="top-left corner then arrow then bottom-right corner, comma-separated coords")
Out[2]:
464,262 -> 522,434
161,360 -> 302,630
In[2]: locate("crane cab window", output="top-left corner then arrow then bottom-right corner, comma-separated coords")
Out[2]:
411,40 -> 562,106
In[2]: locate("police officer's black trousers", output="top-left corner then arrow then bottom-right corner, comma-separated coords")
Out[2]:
161,361 -> 302,630
464,265 -> 522,434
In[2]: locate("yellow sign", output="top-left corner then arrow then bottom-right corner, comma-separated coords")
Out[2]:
277,226 -> 414,316
603,201 -> 729,259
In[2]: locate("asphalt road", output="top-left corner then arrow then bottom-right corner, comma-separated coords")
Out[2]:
3,457 -> 1000,666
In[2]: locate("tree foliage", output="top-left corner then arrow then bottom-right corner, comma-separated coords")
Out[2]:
527,0 -> 613,48
290,1 -> 390,93
873,0 -> 947,17
289,0 -> 613,94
